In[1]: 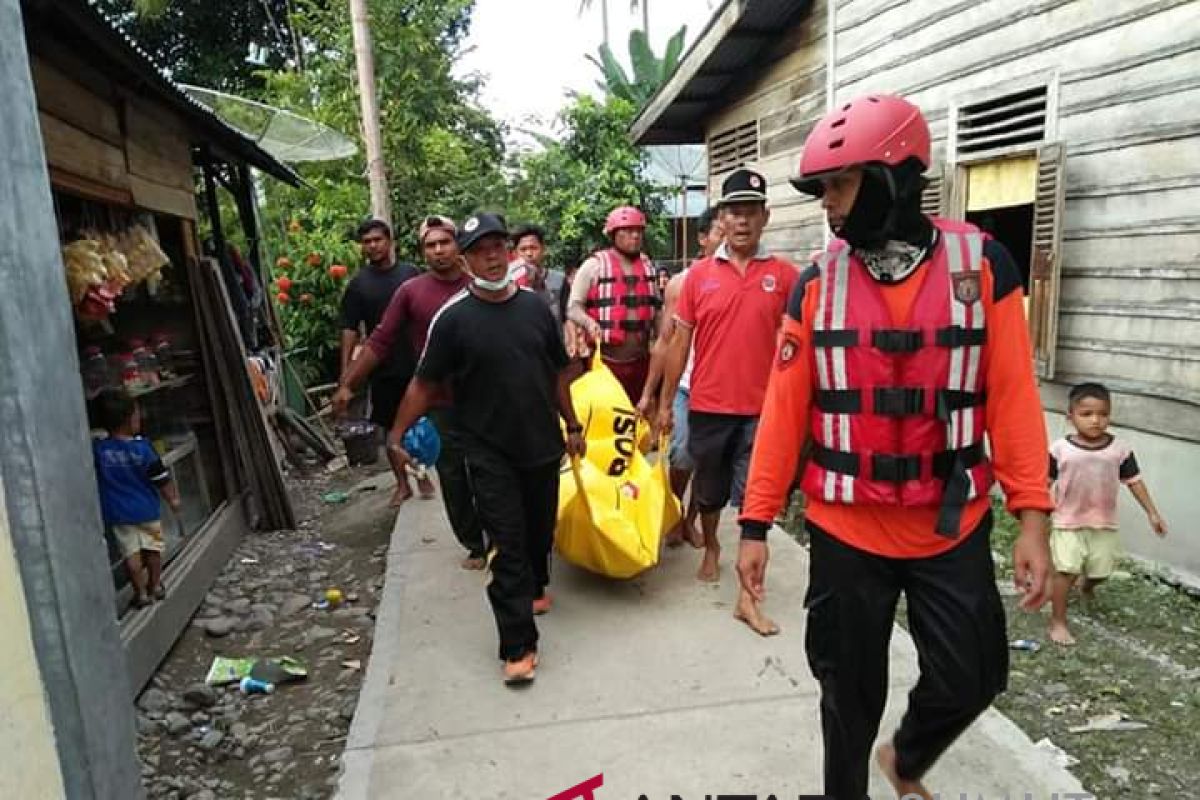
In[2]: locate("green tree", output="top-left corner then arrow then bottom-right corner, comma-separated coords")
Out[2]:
588,26 -> 686,108
251,0 -> 509,382
507,95 -> 668,270
94,0 -> 303,90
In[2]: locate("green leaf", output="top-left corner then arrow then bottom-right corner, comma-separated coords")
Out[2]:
596,43 -> 636,104
662,25 -> 688,77
628,29 -> 659,87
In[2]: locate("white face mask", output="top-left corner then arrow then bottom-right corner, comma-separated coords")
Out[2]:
472,272 -> 513,292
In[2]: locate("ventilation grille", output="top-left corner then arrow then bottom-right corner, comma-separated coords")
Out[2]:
709,120 -> 759,175
920,171 -> 943,217
956,86 -> 1047,158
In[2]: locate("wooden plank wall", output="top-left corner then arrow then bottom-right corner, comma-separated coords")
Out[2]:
833,0 -> 1200,429
703,0 -> 829,262
699,0 -> 1197,434
29,56 -> 197,220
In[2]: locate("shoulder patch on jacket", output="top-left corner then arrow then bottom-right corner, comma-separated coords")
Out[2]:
984,239 -> 1022,302
787,264 -> 821,322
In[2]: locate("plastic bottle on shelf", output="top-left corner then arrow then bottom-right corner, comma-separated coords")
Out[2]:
151,332 -> 175,379
130,338 -> 160,387
118,352 -> 143,392
82,346 -> 110,396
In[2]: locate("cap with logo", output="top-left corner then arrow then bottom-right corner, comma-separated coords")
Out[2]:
419,214 -> 457,243
718,167 -> 768,206
457,212 -> 508,252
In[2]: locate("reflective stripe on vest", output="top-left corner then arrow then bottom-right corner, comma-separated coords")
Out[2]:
803,220 -> 992,535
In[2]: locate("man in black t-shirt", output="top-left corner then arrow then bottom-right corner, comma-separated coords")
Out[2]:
339,219 -> 420,442
386,212 -> 586,687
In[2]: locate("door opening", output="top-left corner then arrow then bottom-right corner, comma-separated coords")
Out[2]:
967,204 -> 1034,291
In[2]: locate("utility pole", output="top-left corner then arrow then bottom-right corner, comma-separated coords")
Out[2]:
349,0 -> 390,225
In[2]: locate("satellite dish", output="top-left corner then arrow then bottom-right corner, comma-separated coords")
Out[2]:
643,143 -> 708,216
643,144 -> 706,188
180,85 -> 357,163
642,144 -> 708,262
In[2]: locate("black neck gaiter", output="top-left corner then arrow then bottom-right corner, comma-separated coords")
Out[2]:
835,161 -> 933,251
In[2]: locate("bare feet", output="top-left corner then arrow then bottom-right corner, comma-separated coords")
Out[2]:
697,549 -> 721,582
877,742 -> 933,800
1048,619 -> 1076,646
733,590 -> 780,636
416,473 -> 436,499
684,518 -> 704,549
664,523 -> 685,548
461,555 -> 486,570
390,483 -> 414,508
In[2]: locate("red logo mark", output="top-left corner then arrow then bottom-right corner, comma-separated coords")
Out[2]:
547,773 -> 604,800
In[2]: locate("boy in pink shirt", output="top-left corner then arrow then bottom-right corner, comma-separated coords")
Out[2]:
1048,382 -> 1167,645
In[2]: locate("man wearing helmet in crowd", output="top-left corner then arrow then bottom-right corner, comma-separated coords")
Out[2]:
735,95 -> 1055,799
566,206 -> 661,403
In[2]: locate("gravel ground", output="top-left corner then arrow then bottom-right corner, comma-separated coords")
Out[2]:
135,463 -> 398,800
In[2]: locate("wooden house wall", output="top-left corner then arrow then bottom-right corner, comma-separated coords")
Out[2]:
30,53 -> 197,220
696,0 -> 1197,438
833,0 -> 1199,434
703,0 -> 829,262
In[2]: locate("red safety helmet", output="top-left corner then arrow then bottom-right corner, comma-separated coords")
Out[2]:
604,206 -> 647,236
791,94 -> 931,196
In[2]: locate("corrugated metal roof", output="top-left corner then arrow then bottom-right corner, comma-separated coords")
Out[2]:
22,0 -> 301,185
631,0 -> 815,146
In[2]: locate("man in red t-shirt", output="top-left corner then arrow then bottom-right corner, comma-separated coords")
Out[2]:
334,216 -> 487,567
656,168 -> 798,636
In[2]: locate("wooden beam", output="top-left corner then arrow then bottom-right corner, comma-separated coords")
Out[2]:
47,166 -> 132,206
29,56 -> 122,147
38,110 -> 128,190
630,0 -> 750,145
128,175 -> 197,220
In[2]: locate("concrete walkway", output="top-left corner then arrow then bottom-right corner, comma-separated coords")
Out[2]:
337,497 -> 1088,799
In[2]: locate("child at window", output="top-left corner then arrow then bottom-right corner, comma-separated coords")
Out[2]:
1048,382 -> 1167,645
92,388 -> 180,608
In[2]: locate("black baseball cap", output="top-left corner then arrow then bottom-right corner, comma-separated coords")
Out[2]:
718,167 -> 768,206
457,212 -> 509,252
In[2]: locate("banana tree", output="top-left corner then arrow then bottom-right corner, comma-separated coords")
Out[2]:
587,24 -> 686,109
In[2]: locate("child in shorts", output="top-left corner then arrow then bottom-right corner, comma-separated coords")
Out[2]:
1048,382 -> 1167,645
92,389 -> 181,608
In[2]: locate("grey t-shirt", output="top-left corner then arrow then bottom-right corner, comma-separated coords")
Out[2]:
511,261 -> 567,323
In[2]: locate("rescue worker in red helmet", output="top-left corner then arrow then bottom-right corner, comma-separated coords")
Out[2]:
566,205 -> 661,403
735,94 -> 1055,799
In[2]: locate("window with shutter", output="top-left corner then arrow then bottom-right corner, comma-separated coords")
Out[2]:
925,163 -> 969,220
708,120 -> 759,177
1028,143 -> 1066,379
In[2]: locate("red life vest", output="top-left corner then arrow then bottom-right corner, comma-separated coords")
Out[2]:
583,248 -> 659,346
800,219 -> 992,537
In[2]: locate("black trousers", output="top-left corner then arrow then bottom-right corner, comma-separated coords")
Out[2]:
465,444 -> 559,661
367,374 -> 409,429
687,411 -> 758,513
804,512 -> 1008,800
429,409 -> 486,558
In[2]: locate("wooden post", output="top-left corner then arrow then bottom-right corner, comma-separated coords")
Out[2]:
349,0 -> 390,225
0,0 -> 143,794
